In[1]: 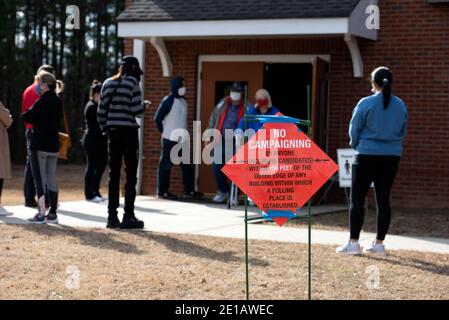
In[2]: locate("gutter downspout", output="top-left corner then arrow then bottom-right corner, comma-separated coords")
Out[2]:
133,39 -> 146,195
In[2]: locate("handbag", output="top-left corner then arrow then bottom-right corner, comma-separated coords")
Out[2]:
59,103 -> 71,160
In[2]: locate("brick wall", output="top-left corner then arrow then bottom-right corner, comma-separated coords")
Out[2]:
124,0 -> 449,208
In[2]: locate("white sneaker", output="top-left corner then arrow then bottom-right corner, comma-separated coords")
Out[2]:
336,241 -> 361,255
213,191 -> 228,203
0,207 -> 11,217
248,198 -> 256,207
87,196 -> 103,203
363,242 -> 387,256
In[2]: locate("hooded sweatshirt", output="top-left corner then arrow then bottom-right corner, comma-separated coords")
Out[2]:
154,76 -> 188,142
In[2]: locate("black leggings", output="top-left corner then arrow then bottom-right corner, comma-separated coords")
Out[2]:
83,136 -> 108,200
350,155 -> 400,241
0,179 -> 3,202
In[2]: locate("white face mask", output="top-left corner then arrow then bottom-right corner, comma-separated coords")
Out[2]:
178,87 -> 187,96
230,91 -> 242,101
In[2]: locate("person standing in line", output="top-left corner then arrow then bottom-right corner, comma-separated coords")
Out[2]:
21,65 -> 55,208
0,100 -> 13,216
97,56 -> 149,229
22,72 -> 62,224
154,76 -> 203,200
82,80 -> 108,203
207,82 -> 246,203
336,67 -> 408,256
237,89 -> 281,133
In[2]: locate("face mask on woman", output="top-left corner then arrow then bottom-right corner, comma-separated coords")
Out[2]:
256,99 -> 269,108
178,87 -> 187,97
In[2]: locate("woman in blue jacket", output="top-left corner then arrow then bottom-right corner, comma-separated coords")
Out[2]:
237,89 -> 281,134
336,67 -> 408,256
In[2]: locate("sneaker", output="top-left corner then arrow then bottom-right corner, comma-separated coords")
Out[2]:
0,207 -> 11,217
336,241 -> 361,255
119,215 -> 144,230
213,191 -> 228,203
106,215 -> 121,229
87,196 -> 103,203
363,242 -> 387,256
98,195 -> 108,202
46,213 -> 59,224
184,191 -> 203,200
28,213 -> 46,224
158,192 -> 178,200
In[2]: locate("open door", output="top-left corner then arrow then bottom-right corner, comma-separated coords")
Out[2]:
198,62 -> 264,195
311,57 -> 329,151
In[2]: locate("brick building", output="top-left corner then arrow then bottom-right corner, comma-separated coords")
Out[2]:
117,0 -> 449,209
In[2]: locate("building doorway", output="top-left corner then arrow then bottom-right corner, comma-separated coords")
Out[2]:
197,56 -> 329,195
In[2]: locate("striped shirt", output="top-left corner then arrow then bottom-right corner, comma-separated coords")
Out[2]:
97,76 -> 144,132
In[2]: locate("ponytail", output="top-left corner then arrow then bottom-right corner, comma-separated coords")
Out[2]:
382,78 -> 391,110
372,66 -> 393,110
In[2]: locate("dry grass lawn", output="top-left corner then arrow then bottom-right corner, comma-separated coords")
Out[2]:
0,224 -> 447,300
282,208 -> 449,239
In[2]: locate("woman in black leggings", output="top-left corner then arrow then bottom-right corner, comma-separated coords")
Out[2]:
82,80 -> 108,202
336,67 -> 408,256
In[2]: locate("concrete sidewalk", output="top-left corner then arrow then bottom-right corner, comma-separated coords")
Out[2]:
1,196 -> 449,254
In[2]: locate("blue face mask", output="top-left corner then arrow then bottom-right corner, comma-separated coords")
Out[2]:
35,84 -> 42,96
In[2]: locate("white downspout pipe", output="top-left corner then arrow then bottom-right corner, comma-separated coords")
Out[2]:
133,39 -> 146,195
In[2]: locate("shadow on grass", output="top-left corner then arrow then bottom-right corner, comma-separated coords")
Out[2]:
288,208 -> 449,239
10,223 -> 145,255
365,253 -> 449,277
120,230 -> 270,267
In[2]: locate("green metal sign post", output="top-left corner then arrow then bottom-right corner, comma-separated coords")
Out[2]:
240,86 -> 314,301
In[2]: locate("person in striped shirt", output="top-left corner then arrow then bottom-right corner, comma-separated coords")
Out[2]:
97,56 -> 150,229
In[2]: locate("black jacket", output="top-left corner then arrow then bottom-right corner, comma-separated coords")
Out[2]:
84,100 -> 106,141
22,91 -> 62,153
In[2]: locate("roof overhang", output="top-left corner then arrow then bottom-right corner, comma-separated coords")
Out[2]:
120,17 -> 352,38
118,0 -> 378,78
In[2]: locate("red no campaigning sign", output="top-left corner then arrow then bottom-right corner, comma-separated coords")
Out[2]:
222,122 -> 338,226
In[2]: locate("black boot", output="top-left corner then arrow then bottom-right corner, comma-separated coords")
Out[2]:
107,213 -> 121,229
119,214 -> 144,229
46,191 -> 59,224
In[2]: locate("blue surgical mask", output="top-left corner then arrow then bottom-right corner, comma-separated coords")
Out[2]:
35,84 -> 42,96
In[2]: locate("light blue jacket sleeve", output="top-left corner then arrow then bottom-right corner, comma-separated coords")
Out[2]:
348,100 -> 366,148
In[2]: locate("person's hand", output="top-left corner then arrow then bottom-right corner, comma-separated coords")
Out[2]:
143,100 -> 151,111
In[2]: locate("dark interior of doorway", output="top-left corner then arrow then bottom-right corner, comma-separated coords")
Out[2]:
264,63 -> 313,133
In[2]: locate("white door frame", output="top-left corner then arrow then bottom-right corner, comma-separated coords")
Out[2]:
195,54 -> 331,192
